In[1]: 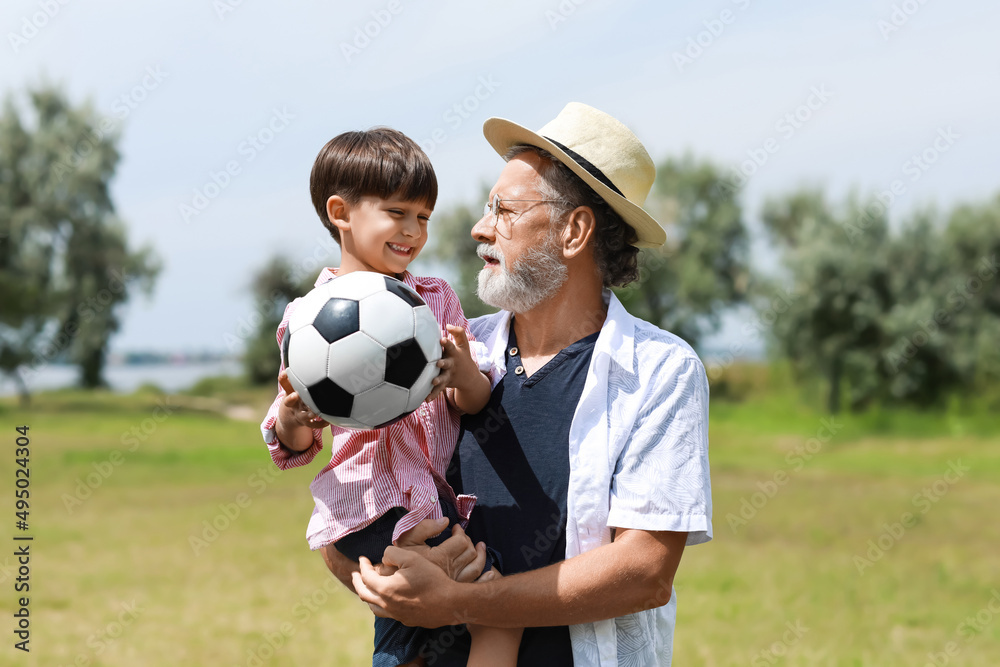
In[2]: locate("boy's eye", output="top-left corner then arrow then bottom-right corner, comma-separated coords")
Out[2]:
388,209 -> 404,215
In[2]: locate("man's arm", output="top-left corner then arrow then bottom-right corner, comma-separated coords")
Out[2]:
353,527 -> 686,629
355,353 -> 709,627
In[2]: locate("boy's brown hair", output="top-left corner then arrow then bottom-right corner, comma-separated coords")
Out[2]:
309,127 -> 438,243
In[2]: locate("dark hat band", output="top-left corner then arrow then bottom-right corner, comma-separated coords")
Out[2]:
544,136 -> 625,198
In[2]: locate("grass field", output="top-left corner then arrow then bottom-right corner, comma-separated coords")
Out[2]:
1,381 -> 998,666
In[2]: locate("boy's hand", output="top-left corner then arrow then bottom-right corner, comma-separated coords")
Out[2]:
424,325 -> 481,404
394,517 -> 487,583
278,369 -> 329,430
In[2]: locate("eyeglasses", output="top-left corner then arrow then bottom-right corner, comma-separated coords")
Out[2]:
483,194 -> 563,239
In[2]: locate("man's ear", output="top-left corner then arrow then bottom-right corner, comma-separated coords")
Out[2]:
327,195 -> 350,235
562,206 -> 597,260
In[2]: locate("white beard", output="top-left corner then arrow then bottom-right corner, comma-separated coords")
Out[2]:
476,240 -> 568,314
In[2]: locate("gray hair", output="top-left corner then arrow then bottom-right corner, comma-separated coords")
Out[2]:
504,145 -> 640,287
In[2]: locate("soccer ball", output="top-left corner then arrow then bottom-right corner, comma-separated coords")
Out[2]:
282,271 -> 443,430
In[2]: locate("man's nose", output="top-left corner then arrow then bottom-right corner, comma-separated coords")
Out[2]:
471,211 -> 494,243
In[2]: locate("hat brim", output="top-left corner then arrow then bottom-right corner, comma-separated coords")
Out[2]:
483,116 -> 666,248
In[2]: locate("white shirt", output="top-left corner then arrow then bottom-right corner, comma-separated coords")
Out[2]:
470,289 -> 713,667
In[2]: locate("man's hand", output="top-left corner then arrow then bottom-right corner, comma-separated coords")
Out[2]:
321,516 -> 484,597
321,542 -> 398,590
353,548 -> 469,627
394,517 -> 487,583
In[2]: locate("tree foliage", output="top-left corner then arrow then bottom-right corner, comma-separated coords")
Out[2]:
759,188 -> 1000,412
0,85 -> 159,399
614,156 -> 750,347
242,255 -> 316,385
759,190 -> 894,412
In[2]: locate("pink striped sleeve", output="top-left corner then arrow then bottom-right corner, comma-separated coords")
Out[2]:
260,298 -> 324,469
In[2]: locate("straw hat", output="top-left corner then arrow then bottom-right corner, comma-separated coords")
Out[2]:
483,102 -> 665,248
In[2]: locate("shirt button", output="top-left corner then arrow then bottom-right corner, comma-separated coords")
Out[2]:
509,346 -> 519,356
514,365 -> 524,375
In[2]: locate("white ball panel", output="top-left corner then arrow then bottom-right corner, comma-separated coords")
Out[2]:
287,285 -> 332,334
352,383 -> 410,427
326,270 -> 388,301
288,326 -> 332,386
413,306 -> 443,363
326,332 -> 386,394
404,361 -> 441,413
359,291 -> 416,348
285,367 -> 321,416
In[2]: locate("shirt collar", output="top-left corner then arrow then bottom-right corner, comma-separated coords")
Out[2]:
485,311 -> 513,374
315,266 -> 338,286
485,288 -> 635,376
596,288 -> 636,374
315,267 -> 414,287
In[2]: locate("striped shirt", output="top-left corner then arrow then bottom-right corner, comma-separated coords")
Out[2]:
260,268 -> 481,551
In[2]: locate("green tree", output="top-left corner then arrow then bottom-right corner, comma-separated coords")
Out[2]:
242,255 -> 316,385
761,189 -> 896,413
881,195 -> 1000,402
0,85 -> 159,400
940,194 -> 1000,387
614,156 -> 750,347
878,211 -> 957,404
761,188 -> 1000,412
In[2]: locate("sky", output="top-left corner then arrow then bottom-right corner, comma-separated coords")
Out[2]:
2,0 -> 999,356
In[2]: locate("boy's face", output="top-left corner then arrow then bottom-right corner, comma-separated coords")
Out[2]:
344,196 -> 431,276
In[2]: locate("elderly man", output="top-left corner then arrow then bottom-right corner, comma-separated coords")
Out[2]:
353,102 -> 713,666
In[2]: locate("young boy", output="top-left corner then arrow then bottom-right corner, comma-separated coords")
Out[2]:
260,128 -> 521,667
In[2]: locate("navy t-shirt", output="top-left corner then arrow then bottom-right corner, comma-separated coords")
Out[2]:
421,324 -> 599,666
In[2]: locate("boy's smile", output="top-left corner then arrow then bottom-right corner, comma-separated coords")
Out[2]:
387,242 -> 414,257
